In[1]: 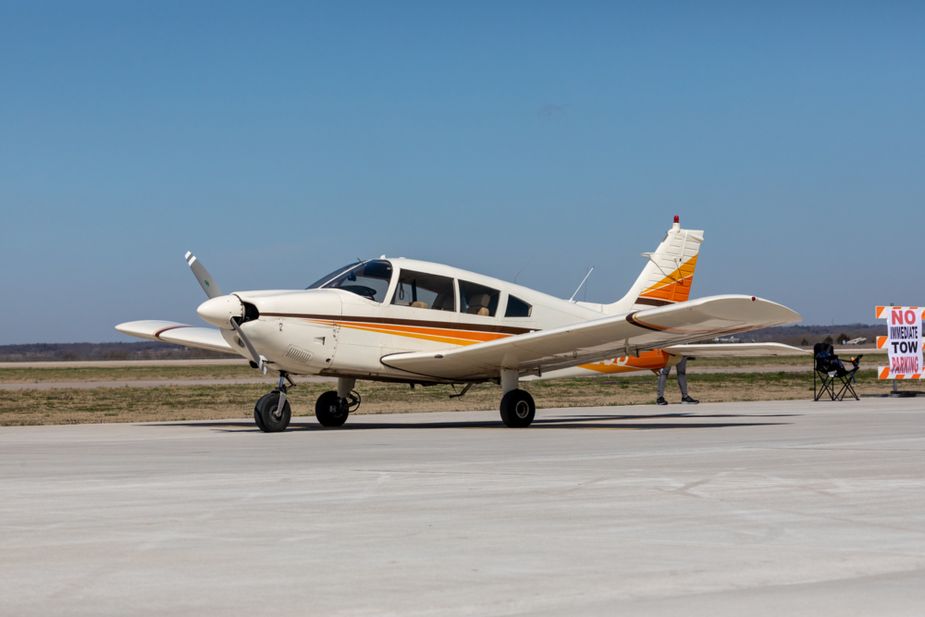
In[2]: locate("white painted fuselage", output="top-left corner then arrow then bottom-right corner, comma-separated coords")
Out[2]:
217,257 -> 612,383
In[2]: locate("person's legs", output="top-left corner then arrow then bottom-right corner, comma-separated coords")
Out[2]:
676,357 -> 689,397
677,357 -> 699,404
657,366 -> 670,403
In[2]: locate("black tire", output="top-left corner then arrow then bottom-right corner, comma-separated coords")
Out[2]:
499,389 -> 535,428
254,391 -> 291,433
254,393 -> 271,431
315,390 -> 349,427
253,407 -> 267,432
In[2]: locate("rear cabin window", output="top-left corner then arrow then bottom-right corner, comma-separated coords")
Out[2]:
459,280 -> 500,317
391,270 -> 456,311
505,295 -> 532,318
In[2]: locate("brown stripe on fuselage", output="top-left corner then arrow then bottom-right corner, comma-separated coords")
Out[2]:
261,313 -> 535,335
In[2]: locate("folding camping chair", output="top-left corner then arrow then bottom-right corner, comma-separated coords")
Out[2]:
813,343 -> 862,401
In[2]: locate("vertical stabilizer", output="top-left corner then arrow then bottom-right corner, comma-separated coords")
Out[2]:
610,216 -> 704,313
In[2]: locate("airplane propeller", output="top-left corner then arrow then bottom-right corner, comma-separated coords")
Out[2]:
185,251 -> 223,298
185,251 -> 268,374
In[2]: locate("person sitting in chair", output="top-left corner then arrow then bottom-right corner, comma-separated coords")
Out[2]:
814,343 -> 862,376
813,342 -> 863,401
656,356 -> 699,405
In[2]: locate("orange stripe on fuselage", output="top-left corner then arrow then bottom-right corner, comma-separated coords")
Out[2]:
303,316 -> 674,373
306,318 -> 511,347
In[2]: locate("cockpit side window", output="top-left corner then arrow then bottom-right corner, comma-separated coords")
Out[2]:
390,269 -> 455,311
459,280 -> 500,316
314,260 -> 393,302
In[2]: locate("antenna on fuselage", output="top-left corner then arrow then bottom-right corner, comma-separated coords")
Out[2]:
569,266 -> 594,303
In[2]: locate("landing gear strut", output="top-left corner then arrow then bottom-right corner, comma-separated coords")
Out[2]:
499,368 -> 535,428
254,372 -> 293,433
315,377 -> 361,427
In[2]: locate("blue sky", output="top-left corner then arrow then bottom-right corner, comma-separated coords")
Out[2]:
1,1 -> 922,344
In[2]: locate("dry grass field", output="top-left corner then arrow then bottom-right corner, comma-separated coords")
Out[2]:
0,354 -> 903,426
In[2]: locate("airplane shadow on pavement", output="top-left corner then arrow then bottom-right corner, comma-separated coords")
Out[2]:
147,411 -> 797,433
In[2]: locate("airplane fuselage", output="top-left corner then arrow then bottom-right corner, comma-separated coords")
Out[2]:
211,257 -> 651,384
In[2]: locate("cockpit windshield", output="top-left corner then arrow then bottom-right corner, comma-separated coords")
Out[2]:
307,263 -> 358,290
307,259 -> 393,302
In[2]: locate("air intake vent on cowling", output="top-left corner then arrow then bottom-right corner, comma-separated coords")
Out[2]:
286,345 -> 313,363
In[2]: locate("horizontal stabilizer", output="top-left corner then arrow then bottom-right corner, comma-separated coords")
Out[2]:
662,342 -> 807,357
380,294 -> 801,381
115,320 -> 237,355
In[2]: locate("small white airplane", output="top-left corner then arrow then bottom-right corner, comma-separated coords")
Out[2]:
117,217 -> 802,431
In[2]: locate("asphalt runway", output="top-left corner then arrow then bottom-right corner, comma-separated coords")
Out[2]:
2,398 -> 924,616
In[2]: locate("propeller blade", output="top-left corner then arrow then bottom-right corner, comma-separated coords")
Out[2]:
185,251 -> 223,299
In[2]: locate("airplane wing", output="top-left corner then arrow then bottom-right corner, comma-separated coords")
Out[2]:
380,295 -> 800,381
115,320 -> 238,355
662,342 -> 807,357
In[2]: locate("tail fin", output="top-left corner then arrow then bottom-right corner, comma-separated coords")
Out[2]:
610,216 -> 704,312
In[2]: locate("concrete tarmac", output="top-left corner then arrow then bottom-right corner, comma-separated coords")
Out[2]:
1,398 -> 924,616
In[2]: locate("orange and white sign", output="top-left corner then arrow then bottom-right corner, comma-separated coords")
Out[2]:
876,306 -> 924,379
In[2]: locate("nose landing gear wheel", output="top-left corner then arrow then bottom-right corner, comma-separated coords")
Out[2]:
254,390 -> 291,433
499,389 -> 535,428
315,390 -> 350,427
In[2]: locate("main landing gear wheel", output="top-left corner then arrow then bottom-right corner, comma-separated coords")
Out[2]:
254,390 -> 292,433
500,389 -> 535,428
315,390 -> 351,427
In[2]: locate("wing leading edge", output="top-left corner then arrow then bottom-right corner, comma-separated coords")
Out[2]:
115,320 -> 238,355
380,295 -> 801,381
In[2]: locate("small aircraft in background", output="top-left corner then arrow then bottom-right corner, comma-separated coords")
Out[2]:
117,216 -> 802,432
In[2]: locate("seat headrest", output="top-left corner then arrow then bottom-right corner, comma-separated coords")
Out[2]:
432,292 -> 453,311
